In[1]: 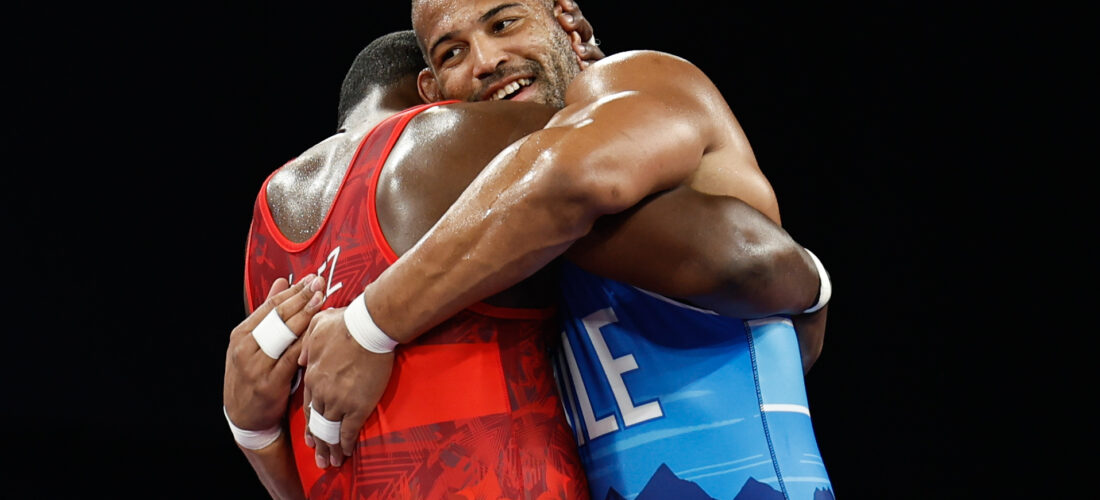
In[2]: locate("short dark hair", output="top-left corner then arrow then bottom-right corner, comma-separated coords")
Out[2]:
337,30 -> 424,127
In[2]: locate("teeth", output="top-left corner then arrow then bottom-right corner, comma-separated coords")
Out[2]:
491,78 -> 533,100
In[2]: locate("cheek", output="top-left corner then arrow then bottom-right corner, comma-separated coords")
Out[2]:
428,70 -> 467,100
527,27 -> 571,68
520,30 -> 553,57
442,76 -> 475,99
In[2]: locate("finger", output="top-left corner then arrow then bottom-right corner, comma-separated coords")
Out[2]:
302,380 -> 315,449
275,277 -> 327,335
304,428 -> 316,450
320,406 -> 347,468
312,431 -> 333,468
340,409 -> 366,458
298,313 -> 324,367
579,44 -> 605,67
556,0 -> 594,42
266,277 -> 290,300
272,340 -> 305,381
556,9 -> 587,41
310,400 -> 343,448
250,283 -> 317,360
307,400 -> 341,468
571,30 -> 605,63
314,447 -> 330,469
315,443 -> 332,470
240,274 -> 315,333
329,441 -> 344,468
313,427 -> 333,469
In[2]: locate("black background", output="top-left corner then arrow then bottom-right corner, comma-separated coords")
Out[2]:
6,2 -> 1086,498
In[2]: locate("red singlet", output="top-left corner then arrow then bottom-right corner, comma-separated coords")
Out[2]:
244,102 -> 589,499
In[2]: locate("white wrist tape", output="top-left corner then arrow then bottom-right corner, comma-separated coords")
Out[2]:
252,308 -> 297,359
308,402 -> 342,445
802,249 -> 832,314
223,406 -> 282,450
343,293 -> 398,354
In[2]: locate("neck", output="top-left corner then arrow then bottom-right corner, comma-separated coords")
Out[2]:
340,82 -> 425,131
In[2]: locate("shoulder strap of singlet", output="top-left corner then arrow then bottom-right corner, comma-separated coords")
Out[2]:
244,104 -> 452,310
253,103 -> 456,253
244,158 -> 295,312
363,101 -> 557,321
364,101 -> 458,264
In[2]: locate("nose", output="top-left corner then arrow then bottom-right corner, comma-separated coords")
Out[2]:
468,36 -> 508,82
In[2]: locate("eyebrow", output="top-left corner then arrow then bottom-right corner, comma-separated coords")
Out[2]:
428,3 -> 524,57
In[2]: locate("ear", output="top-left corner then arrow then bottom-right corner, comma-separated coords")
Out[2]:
417,68 -> 444,102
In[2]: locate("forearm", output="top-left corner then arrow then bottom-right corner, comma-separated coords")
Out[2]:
365,127 -> 608,341
566,187 -> 820,318
682,241 -> 818,319
240,432 -> 306,500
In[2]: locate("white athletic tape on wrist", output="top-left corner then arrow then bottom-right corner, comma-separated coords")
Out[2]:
223,406 -> 282,450
343,293 -> 398,354
308,402 -> 342,445
803,249 -> 832,314
252,308 -> 297,359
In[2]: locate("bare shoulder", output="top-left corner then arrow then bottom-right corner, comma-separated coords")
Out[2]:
376,101 -> 558,256
405,101 -> 557,145
383,100 -> 557,187
593,49 -> 697,70
266,133 -> 345,200
569,50 -> 715,102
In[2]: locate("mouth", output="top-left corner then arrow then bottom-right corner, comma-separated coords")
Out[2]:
486,77 -> 534,101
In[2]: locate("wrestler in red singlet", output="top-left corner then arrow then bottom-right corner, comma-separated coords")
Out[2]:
243,101 -> 588,499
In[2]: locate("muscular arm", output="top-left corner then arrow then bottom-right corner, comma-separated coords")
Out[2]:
299,66 -> 826,465
566,186 -> 826,372
367,50 -> 784,341
239,436 -> 306,500
566,186 -> 818,318
379,103 -> 822,364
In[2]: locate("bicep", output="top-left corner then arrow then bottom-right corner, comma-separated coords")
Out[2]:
543,91 -> 710,215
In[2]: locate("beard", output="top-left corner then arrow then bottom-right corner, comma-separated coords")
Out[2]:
468,27 -> 580,108
538,26 -> 581,108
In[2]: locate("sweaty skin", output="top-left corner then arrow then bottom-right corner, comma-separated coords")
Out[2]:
298,0 -> 826,470
367,6 -> 785,343
299,98 -> 823,466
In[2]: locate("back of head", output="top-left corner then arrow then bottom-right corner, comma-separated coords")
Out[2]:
337,30 -> 425,128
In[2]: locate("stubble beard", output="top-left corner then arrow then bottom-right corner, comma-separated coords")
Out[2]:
464,27 -> 581,108
538,27 -> 581,109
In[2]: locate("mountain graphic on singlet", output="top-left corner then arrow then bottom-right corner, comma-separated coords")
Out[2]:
603,464 -> 837,500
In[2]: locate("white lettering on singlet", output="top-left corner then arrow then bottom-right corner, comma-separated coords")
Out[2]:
286,246 -> 344,301
554,344 -> 587,445
560,307 -> 663,442
562,332 -> 619,441
315,247 -> 343,299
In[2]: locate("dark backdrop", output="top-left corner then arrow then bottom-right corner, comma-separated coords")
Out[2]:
6,2 -> 1083,498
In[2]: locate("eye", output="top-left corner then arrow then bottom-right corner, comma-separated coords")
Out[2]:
492,18 -> 518,33
438,45 -> 464,65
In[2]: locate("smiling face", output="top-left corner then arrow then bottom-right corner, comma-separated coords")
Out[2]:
413,0 -> 581,107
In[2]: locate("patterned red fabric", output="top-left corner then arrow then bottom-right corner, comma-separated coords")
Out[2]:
244,102 -> 589,499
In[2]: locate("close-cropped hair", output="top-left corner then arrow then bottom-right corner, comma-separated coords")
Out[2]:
337,30 -> 425,128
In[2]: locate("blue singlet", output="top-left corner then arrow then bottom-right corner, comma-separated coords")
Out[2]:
553,262 -> 835,500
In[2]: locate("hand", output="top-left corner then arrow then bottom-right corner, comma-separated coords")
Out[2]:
298,305 -> 395,468
554,0 -> 605,68
224,274 -> 326,432
791,303 -> 827,375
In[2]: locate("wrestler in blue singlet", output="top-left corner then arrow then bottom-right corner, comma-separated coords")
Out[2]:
554,261 -> 835,500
